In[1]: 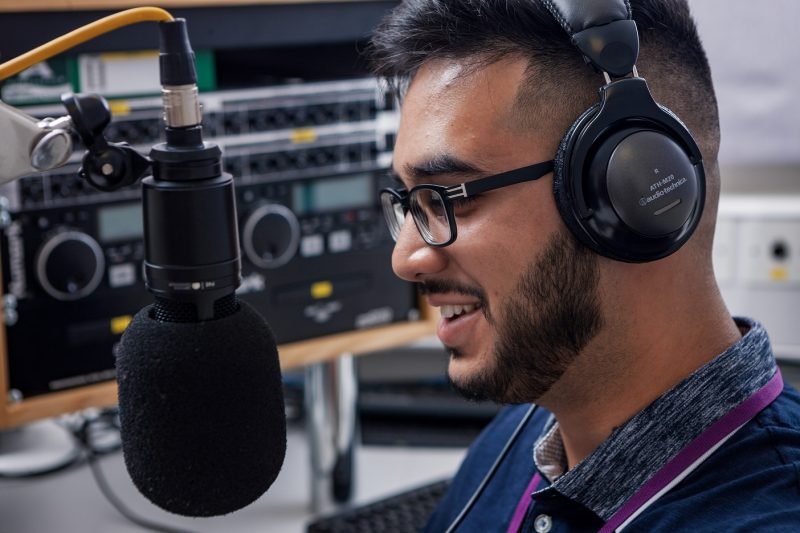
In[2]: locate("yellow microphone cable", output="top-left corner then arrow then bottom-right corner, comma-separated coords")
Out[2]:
0,6 -> 173,81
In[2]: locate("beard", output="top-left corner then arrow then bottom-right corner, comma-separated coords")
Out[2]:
438,231 -> 603,404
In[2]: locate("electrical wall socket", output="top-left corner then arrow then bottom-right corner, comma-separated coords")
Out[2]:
715,195 -> 800,360
738,219 -> 800,286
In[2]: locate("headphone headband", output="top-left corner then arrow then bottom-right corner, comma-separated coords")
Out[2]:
543,0 -> 639,77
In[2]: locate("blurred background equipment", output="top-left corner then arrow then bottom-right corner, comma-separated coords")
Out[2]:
0,77 -> 411,406
0,1 -> 798,532
0,3 -> 440,530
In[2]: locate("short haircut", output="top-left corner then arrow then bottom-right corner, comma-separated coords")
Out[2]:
367,0 -> 720,163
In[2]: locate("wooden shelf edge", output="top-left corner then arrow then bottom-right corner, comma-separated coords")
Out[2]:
0,380 -> 118,429
279,316 -> 437,368
0,308 -> 437,430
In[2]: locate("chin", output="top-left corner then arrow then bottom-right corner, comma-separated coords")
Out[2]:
447,346 -> 485,373
446,352 -> 475,380
446,351 -> 503,402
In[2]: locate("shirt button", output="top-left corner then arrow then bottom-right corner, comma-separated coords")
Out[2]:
534,514 -> 553,533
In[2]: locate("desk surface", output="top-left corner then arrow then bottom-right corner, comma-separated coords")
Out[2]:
0,422 -> 465,533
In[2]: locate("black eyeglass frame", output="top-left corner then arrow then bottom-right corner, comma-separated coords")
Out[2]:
380,159 -> 555,247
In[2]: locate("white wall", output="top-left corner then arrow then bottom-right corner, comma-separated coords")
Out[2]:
689,2 -> 800,358
690,0 -> 800,167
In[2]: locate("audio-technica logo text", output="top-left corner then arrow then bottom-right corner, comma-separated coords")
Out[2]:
640,174 -> 687,206
649,173 -> 676,192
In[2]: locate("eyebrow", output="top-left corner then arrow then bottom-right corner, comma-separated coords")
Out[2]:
399,154 -> 486,185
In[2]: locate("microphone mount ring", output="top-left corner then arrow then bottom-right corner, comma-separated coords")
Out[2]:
61,92 -> 151,192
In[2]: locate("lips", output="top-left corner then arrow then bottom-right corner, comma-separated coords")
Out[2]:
430,299 -> 483,347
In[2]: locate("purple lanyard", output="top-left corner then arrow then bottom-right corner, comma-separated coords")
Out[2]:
507,472 -> 543,533
507,370 -> 784,533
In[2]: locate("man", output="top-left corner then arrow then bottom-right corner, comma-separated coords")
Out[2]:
368,0 -> 800,531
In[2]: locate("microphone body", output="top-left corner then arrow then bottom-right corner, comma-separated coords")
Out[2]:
116,301 -> 285,517
115,18 -> 287,516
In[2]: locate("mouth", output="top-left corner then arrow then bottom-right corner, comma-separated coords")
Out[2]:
433,301 -> 484,353
438,303 -> 482,322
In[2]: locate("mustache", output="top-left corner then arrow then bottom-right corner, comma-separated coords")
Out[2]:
417,279 -> 485,300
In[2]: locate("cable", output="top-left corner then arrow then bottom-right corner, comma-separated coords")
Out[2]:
85,451 -> 196,533
72,412 -> 197,533
444,403 -> 540,533
0,410 -> 193,532
0,7 -> 174,81
0,409 -> 124,478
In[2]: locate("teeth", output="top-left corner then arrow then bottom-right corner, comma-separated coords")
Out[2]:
440,304 -> 477,319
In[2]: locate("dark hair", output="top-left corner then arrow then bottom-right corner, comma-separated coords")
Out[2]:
369,0 -> 578,85
367,0 -> 719,162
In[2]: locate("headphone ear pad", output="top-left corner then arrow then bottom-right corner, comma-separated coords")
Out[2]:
552,103 -> 600,251
657,103 -> 695,142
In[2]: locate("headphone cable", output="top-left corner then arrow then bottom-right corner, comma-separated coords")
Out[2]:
444,403 -> 539,533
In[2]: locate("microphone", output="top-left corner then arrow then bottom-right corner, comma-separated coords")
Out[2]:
115,19 -> 287,516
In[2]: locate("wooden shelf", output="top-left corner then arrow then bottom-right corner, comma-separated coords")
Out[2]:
0,301 -> 436,429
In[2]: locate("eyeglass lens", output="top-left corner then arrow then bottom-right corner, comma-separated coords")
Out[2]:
381,188 -> 453,245
409,188 -> 450,245
380,192 -> 405,240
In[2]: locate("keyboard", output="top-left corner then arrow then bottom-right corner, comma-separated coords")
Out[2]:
306,479 -> 451,533
358,382 -> 500,447
359,383 -> 501,419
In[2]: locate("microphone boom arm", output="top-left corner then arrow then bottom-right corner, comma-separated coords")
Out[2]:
0,91 -> 151,193
0,7 -> 175,187
0,100 -> 73,184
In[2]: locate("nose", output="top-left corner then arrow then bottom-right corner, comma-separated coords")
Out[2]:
391,213 -> 448,282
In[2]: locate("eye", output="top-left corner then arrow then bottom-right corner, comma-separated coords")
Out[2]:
450,194 -> 481,213
412,189 -> 448,217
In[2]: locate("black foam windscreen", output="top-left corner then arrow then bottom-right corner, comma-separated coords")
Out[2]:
116,300 -> 286,516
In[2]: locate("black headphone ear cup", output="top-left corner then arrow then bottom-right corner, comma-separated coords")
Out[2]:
552,99 -> 704,262
552,103 -> 601,251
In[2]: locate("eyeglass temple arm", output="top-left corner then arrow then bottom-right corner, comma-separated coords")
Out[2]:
450,160 -> 555,198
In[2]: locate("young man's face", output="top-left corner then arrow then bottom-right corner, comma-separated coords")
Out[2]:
390,57 -> 603,403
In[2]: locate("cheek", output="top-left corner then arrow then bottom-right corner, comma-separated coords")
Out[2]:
455,220 -> 531,299
456,188 -> 562,296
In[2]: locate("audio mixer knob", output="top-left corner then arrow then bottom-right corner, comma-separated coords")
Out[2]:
241,203 -> 301,269
35,230 -> 105,301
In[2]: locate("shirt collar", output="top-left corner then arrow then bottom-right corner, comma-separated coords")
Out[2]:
533,317 -> 777,520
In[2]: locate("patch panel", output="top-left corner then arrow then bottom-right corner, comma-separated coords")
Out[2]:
104,116 -> 163,146
228,141 -> 379,182
18,77 -> 389,156
12,78 -> 395,209
219,98 -> 378,136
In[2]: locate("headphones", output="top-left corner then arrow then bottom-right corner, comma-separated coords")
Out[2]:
547,0 -> 706,262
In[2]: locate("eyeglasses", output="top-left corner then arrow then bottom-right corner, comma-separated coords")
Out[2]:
380,159 -> 554,247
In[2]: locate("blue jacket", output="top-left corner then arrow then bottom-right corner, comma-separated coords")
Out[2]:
425,320 -> 800,532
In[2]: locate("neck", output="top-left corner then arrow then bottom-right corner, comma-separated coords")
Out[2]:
539,278 -> 741,469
